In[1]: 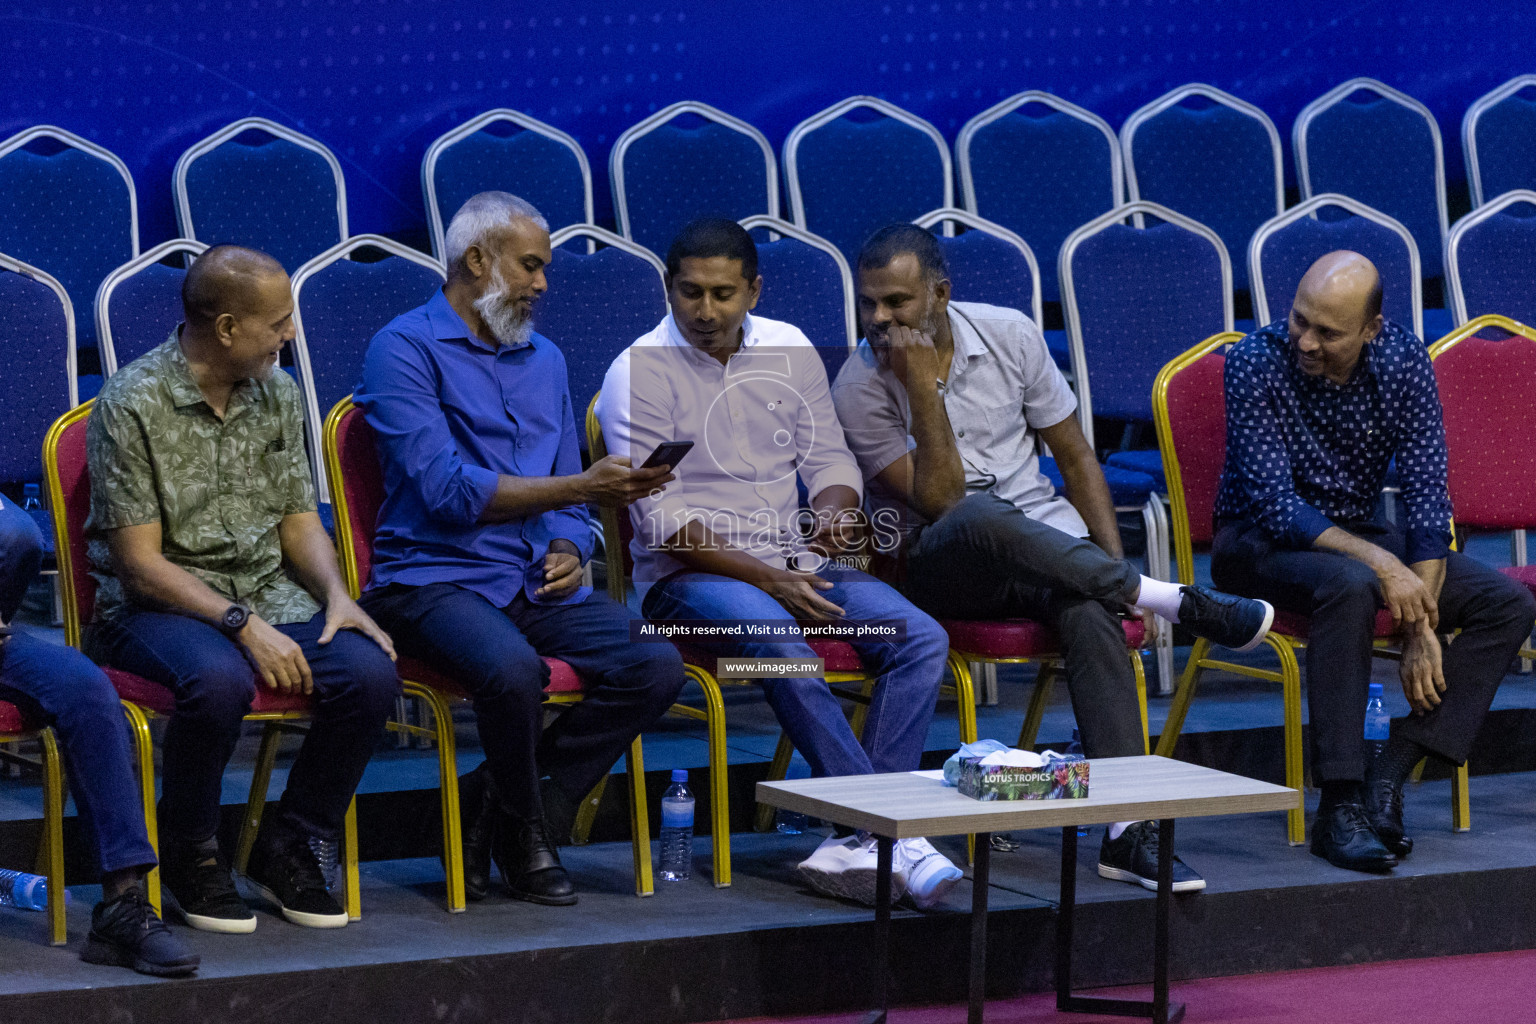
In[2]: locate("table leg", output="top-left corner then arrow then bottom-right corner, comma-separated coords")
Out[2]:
861,835 -> 894,1024
969,832 -> 991,1024
1056,823 -> 1186,1024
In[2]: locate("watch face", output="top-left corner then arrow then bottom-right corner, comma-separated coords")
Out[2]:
223,605 -> 247,630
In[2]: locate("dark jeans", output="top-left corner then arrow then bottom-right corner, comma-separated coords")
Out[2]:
86,610 -> 399,844
361,584 -> 684,818
902,492 -> 1147,759
1211,519 -> 1536,781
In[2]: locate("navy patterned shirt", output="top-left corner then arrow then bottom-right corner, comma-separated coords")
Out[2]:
1214,318 -> 1452,564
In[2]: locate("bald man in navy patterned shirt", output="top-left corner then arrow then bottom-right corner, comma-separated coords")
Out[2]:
1212,251 -> 1535,874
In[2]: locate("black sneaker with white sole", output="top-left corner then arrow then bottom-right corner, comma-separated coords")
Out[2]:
1097,821 -> 1207,893
159,838 -> 257,934
244,832 -> 348,928
81,888 -> 200,977
1178,585 -> 1274,652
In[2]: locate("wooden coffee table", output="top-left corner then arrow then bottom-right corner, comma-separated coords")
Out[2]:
758,755 -> 1299,1024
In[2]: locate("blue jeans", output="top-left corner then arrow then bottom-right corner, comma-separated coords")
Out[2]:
362,584 -> 684,818
0,497 -> 43,623
642,564 -> 950,777
1,634 -> 160,875
86,610 -> 399,844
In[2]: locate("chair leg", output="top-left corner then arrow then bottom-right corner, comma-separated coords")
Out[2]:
236,723 -> 284,874
1269,636 -> 1306,846
39,728 -> 67,946
121,701 -> 161,915
754,732 -> 796,833
343,797 -> 360,921
1152,638 -> 1209,758
1130,650 -> 1150,755
1016,663 -> 1055,750
626,736 -> 653,896
572,775 -> 608,846
409,684 -> 464,913
946,652 -> 978,745
1452,761 -> 1471,833
684,667 -> 731,888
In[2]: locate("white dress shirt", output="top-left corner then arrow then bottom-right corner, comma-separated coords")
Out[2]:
596,312 -> 864,587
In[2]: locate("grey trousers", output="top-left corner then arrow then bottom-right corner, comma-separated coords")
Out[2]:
901,492 -> 1146,758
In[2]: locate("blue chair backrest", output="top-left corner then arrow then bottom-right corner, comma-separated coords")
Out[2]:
1467,81 -> 1536,205
1451,199 -> 1536,327
789,103 -> 949,264
429,121 -> 588,242
961,98 -> 1118,302
1298,83 -> 1445,273
1067,215 -> 1228,425
298,256 -> 445,420
536,242 -> 668,420
181,126 -> 343,273
0,267 -> 71,483
1125,91 -> 1279,290
750,230 -> 852,382
1254,204 -> 1419,335
0,133 -> 134,355
104,261 -> 190,373
936,229 -> 1038,321
618,111 -> 774,256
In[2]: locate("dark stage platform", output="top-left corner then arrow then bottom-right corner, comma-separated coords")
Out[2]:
5,772 -> 1536,1024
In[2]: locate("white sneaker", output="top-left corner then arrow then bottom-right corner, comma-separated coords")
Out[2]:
797,833 -> 902,905
895,838 -> 963,910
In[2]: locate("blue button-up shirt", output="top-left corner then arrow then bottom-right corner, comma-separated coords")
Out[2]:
1214,318 -> 1452,564
355,289 -> 593,607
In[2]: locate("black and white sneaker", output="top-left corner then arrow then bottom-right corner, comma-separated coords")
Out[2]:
160,839 -> 257,934
245,832 -> 348,928
81,887 -> 200,977
1097,822 -> 1206,893
1178,585 -> 1274,653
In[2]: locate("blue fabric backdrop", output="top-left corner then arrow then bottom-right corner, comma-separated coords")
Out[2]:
1,1 -> 1530,250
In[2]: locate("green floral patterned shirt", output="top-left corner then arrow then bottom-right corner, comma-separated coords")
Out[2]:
85,331 -> 321,625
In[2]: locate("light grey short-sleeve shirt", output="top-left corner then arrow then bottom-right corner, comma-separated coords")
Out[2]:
831,301 -> 1088,550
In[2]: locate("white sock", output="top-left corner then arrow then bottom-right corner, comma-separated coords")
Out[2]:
1108,820 -> 1137,840
1133,575 -> 1184,623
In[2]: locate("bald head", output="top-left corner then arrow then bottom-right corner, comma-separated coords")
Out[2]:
182,245 -> 287,329
179,245 -> 294,384
1288,251 -> 1384,384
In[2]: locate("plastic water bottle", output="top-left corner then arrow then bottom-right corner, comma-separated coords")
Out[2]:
0,868 -> 50,911
1364,682 -> 1391,768
658,769 -> 695,882
21,484 -> 42,514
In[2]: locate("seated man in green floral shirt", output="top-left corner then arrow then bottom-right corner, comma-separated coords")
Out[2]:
84,246 -> 400,933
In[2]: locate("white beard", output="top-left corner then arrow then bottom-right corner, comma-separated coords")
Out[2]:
473,261 -> 534,348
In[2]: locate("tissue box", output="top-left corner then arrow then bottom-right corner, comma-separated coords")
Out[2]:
957,753 -> 1090,801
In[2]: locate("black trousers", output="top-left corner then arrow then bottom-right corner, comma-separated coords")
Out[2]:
362,583 -> 684,819
901,492 -> 1147,759
1211,519 -> 1536,782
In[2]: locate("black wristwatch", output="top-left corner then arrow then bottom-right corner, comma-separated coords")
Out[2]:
218,602 -> 251,636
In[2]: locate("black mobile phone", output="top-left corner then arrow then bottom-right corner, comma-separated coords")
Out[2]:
640,440 -> 694,470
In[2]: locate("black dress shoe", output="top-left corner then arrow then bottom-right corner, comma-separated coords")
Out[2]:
458,765 -> 497,902
493,810 -> 578,906
1310,800 -> 1398,873
1363,775 -> 1413,857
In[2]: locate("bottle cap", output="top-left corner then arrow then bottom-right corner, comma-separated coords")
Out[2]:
670,769 -> 688,783
1368,683 -> 1383,698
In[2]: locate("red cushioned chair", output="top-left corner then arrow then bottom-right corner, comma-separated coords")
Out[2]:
1152,333 -> 1470,845
585,395 -> 979,883
0,699 -> 69,944
324,398 -> 654,909
42,402 -> 363,919
1431,314 -> 1536,667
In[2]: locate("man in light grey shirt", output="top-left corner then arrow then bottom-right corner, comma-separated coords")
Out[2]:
832,225 -> 1276,893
